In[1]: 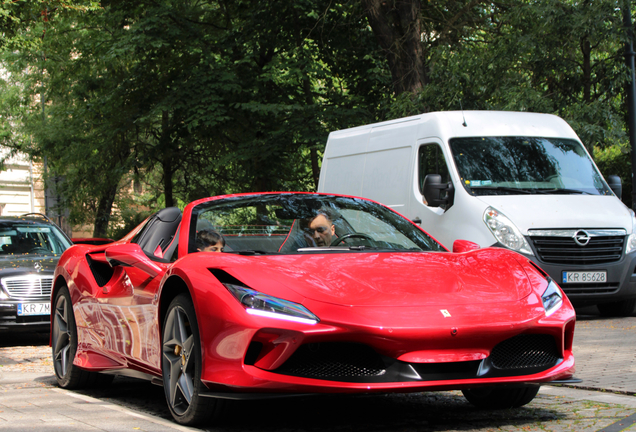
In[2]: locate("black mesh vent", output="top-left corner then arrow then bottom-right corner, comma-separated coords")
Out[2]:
560,283 -> 619,295
275,343 -> 386,379
87,255 -> 114,287
490,334 -> 559,370
529,235 -> 624,265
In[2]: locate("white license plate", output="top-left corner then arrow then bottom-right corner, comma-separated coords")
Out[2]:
562,271 -> 607,284
17,302 -> 50,316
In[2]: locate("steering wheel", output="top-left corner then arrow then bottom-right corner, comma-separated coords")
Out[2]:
330,233 -> 375,246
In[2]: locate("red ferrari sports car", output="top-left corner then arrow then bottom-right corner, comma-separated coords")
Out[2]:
51,192 -> 576,426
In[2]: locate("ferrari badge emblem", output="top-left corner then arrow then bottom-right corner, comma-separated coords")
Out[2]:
440,309 -> 451,318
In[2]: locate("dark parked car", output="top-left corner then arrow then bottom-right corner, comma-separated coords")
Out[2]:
0,213 -> 72,332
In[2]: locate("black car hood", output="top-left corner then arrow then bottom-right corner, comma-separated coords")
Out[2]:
0,254 -> 59,277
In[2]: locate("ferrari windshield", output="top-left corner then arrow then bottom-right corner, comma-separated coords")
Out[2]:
0,223 -> 72,256
450,137 -> 612,196
190,194 -> 444,254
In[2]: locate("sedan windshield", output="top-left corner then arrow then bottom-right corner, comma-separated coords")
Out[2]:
450,137 -> 612,196
190,194 -> 444,254
0,223 -> 72,256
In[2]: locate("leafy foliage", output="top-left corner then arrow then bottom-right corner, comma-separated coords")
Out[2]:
1,0 -> 636,235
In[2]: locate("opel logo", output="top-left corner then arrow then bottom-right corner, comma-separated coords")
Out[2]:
34,262 -> 42,272
573,230 -> 591,246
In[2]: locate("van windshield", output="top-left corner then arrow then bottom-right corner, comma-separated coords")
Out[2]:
449,137 -> 612,196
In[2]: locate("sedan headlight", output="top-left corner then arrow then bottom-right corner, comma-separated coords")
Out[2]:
483,206 -> 534,255
224,283 -> 319,325
542,279 -> 563,317
625,210 -> 636,254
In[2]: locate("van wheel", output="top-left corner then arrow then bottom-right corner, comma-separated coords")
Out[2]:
597,299 -> 636,317
462,385 -> 539,409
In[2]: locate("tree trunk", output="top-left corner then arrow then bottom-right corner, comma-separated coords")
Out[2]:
161,110 -> 174,208
310,147 -> 320,190
163,154 -> 174,208
362,0 -> 427,95
93,184 -> 118,238
581,38 -> 591,103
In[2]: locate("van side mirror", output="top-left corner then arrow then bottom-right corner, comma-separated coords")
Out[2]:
423,174 -> 454,208
606,175 -> 622,201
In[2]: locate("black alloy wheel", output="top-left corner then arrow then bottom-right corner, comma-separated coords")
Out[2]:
52,285 -> 111,388
162,294 -> 222,425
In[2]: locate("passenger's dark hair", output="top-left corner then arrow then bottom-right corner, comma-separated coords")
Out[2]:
312,207 -> 338,223
196,229 -> 225,249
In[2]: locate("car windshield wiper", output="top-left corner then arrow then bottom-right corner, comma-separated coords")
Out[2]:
470,186 -> 592,195
347,245 -> 399,251
297,245 -> 408,252
470,186 -> 533,195
532,188 -> 593,195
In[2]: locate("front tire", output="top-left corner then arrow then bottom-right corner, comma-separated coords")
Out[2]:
162,294 -> 222,426
52,285 -> 111,388
462,385 -> 540,409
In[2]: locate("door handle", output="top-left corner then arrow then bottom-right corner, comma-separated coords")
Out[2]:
412,217 -> 422,225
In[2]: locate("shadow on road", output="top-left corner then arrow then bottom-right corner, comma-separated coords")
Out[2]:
65,376 -> 565,432
0,331 -> 49,348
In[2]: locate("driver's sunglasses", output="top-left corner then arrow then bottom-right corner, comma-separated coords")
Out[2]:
305,226 -> 329,235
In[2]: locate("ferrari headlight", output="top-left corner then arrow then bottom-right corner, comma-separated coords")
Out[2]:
625,210 -> 636,254
542,279 -> 563,317
224,283 -> 319,325
483,206 -> 534,256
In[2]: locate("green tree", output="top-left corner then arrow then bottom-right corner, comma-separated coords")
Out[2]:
2,0 -> 391,235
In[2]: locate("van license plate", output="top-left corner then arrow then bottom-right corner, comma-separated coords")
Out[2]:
562,271 -> 607,284
17,303 -> 50,316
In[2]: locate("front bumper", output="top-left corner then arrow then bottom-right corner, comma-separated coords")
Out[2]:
528,252 -> 636,306
197,298 -> 576,395
0,301 -> 50,332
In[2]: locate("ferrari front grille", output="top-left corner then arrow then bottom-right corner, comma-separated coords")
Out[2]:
275,343 -> 386,379
490,334 -> 559,370
1,275 -> 53,300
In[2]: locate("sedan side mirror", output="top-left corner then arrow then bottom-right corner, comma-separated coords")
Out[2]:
606,175 -> 622,201
452,239 -> 480,253
105,243 -> 163,278
423,174 -> 454,208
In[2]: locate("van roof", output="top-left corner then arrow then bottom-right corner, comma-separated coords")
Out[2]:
329,111 -> 580,142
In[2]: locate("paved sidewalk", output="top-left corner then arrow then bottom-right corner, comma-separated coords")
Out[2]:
0,378 -> 197,431
570,309 -> 636,395
3,311 -> 636,431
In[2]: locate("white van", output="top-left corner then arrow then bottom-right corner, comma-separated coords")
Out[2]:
318,111 -> 636,316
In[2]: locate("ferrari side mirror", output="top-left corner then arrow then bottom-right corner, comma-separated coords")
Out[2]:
452,239 -> 480,253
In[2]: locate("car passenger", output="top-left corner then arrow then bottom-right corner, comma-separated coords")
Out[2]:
305,210 -> 338,246
196,229 -> 225,253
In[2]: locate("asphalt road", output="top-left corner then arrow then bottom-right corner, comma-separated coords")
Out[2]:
3,306 -> 636,431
